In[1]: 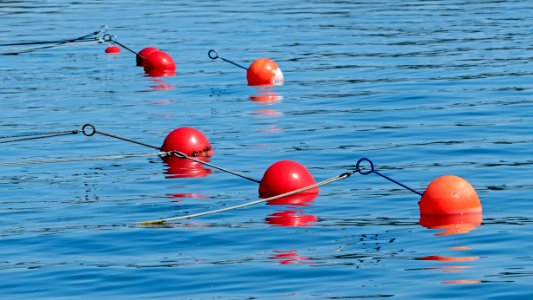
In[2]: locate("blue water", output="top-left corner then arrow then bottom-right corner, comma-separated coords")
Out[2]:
1,0 -> 532,298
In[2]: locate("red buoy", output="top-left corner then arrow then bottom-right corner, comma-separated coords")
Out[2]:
161,127 -> 213,157
137,47 -> 159,66
419,175 -> 482,215
105,45 -> 121,54
259,160 -> 318,198
144,50 -> 176,74
247,58 -> 284,86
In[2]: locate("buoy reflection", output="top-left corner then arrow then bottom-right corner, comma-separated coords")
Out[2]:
419,212 -> 482,236
163,155 -> 212,179
270,250 -> 311,265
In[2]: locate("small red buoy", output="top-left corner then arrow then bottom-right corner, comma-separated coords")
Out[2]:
105,45 -> 121,54
160,127 -> 213,157
137,47 -> 159,66
259,160 -> 318,198
144,50 -> 176,72
419,175 -> 482,215
247,58 -> 284,86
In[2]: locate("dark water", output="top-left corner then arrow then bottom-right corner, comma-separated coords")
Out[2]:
1,1 -> 532,299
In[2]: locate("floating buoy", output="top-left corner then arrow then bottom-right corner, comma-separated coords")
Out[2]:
266,210 -> 318,227
143,50 -> 176,76
137,47 -> 159,66
247,58 -> 284,86
164,155 -> 212,178
259,160 -> 318,198
105,45 -> 121,54
419,175 -> 482,215
160,127 -> 213,157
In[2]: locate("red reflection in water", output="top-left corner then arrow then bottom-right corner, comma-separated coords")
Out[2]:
265,191 -> 317,227
163,155 -> 212,178
168,193 -> 209,202
254,109 -> 283,117
418,255 -> 478,262
266,210 -> 318,227
145,69 -> 176,78
419,212 -> 482,236
249,88 -> 283,103
151,83 -> 175,91
270,250 -> 310,265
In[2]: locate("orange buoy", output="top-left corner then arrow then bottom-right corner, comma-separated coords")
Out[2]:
105,45 -> 121,54
259,160 -> 318,198
143,50 -> 176,74
160,127 -> 213,157
419,175 -> 481,215
247,58 -> 284,86
137,47 -> 159,66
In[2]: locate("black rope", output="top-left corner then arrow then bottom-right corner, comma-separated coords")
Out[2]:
208,49 -> 248,70
170,151 -> 261,183
109,39 -> 139,56
0,26 -> 108,56
355,158 -> 423,196
0,130 -> 81,144
0,37 -> 95,47
82,124 -> 159,149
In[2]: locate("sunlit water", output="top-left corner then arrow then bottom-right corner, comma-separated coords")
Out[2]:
0,1 -> 532,299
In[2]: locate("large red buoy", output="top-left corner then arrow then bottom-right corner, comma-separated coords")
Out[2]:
419,175 -> 481,215
160,127 -> 213,157
247,58 -> 284,86
105,45 -> 121,54
137,47 -> 159,66
259,160 -> 318,198
144,50 -> 176,75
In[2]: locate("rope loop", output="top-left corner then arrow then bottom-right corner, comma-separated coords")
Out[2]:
356,157 -> 374,175
208,49 -> 219,59
82,124 -> 96,136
